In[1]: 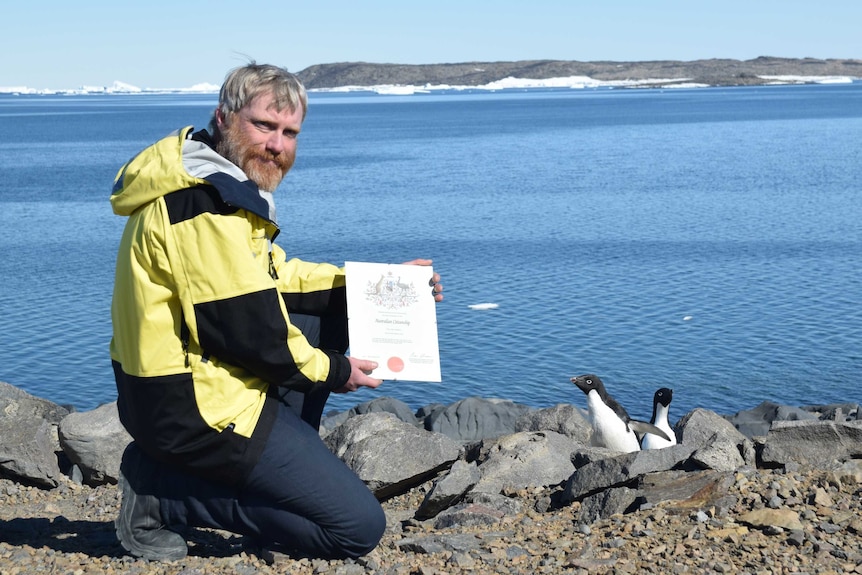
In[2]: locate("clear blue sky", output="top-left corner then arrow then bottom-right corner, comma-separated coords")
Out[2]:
2,0 -> 859,90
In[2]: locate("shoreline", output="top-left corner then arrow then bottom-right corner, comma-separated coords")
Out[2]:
2,465 -> 861,574
2,380 -> 861,573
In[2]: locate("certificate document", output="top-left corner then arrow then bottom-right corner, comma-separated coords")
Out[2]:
345,262 -> 441,382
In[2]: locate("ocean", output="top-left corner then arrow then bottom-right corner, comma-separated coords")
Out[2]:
0,83 -> 860,424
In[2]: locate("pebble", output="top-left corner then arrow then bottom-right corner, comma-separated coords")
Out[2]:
1,465 -> 862,574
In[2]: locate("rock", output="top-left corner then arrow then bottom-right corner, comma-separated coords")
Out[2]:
759,420 -> 862,468
578,485 -> 638,523
469,431 -> 578,495
724,401 -> 818,438
415,403 -> 446,421
636,470 -> 737,514
324,412 -> 461,499
0,382 -> 69,488
347,396 -> 419,425
738,508 -> 804,531
831,459 -> 862,485
689,434 -> 746,472
810,487 -> 834,507
677,408 -> 755,468
423,397 -> 532,442
514,403 -> 591,442
433,502 -> 506,529
396,533 -> 486,554
57,402 -> 131,486
800,402 -> 860,421
558,440 -> 745,523
562,443 -> 696,504
320,396 -> 420,436
318,409 -> 352,436
415,460 -> 480,520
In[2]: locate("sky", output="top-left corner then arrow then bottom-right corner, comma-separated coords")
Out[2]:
1,0 -> 859,91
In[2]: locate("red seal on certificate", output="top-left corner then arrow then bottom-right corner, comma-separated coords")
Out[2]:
387,356 -> 405,372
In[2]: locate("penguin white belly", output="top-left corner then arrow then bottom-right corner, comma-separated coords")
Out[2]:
586,393 -> 641,453
642,406 -> 677,450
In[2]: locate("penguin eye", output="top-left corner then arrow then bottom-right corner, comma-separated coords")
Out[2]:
585,379 -> 593,385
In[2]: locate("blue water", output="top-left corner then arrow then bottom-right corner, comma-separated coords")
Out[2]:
0,84 -> 860,424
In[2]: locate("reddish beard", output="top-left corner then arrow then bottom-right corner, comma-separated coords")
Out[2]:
216,120 -> 294,193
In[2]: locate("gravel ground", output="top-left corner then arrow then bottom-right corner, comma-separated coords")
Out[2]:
1,465 -> 861,575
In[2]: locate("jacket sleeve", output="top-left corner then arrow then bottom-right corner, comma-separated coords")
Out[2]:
163,192 -> 351,391
271,245 -> 350,354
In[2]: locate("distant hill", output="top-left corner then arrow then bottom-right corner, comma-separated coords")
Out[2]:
295,57 -> 862,89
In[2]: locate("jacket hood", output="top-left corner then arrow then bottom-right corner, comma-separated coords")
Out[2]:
110,126 -> 277,223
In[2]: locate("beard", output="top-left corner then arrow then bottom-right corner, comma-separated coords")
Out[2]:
216,120 -> 295,193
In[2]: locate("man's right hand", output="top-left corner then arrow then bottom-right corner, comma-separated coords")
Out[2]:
333,357 -> 384,393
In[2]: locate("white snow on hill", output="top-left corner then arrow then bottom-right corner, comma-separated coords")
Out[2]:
0,76 -> 855,96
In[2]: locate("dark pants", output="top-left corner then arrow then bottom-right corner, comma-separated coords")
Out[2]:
154,315 -> 386,559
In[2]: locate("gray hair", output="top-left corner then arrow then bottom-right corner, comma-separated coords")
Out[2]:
209,62 -> 308,133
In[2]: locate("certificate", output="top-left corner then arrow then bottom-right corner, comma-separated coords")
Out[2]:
345,262 -> 441,382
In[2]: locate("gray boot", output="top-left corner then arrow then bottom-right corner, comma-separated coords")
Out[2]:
115,443 -> 188,561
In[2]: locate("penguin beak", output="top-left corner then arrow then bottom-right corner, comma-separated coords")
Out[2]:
571,376 -> 589,393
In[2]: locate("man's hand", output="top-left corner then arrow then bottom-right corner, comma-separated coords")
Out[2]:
333,357 -> 384,393
402,258 -> 444,302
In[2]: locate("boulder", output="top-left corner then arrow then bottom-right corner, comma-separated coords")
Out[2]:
677,408 -> 755,469
0,382 -> 69,488
468,430 -> 579,495
562,443 -> 696,504
514,403 -> 591,442
324,412 -> 461,499
759,420 -> 862,468
347,396 -> 419,425
423,397 -> 532,442
57,402 -> 132,486
320,396 -> 419,436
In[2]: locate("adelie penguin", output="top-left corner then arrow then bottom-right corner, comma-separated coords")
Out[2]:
641,387 -> 677,450
571,374 -> 671,453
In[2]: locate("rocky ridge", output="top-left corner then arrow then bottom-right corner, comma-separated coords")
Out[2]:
295,56 -> 862,89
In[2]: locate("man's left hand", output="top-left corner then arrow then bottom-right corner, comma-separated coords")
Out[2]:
402,258 -> 443,302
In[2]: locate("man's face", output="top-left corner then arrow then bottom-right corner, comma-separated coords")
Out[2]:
215,92 -> 303,193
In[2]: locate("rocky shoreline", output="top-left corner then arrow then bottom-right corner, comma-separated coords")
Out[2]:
2,380 -> 861,574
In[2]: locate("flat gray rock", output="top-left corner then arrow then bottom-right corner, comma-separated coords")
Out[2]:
469,430 -> 578,495
759,420 -> 862,467
324,412 -> 461,499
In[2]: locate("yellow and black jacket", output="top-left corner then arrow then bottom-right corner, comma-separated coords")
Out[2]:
110,126 -> 351,486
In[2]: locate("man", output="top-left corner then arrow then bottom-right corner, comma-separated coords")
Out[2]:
109,62 -> 443,561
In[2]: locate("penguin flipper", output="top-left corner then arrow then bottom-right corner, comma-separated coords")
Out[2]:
629,420 -> 672,442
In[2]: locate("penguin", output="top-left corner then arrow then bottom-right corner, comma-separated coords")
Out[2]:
571,374 -> 671,453
641,387 -> 678,450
